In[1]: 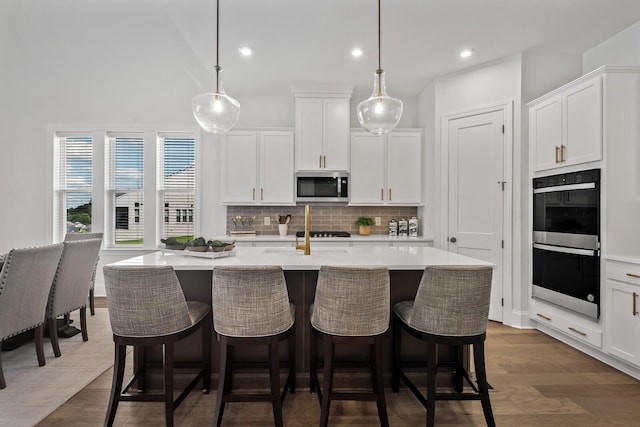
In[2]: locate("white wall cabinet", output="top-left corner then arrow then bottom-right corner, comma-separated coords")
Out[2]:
605,260 -> 640,366
222,130 -> 294,205
294,91 -> 351,171
349,130 -> 422,205
529,74 -> 602,172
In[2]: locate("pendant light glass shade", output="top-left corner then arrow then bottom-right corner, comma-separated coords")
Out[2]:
356,69 -> 403,135
192,0 -> 240,134
193,66 -> 240,134
357,0 -> 402,135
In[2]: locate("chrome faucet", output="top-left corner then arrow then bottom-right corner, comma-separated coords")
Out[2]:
295,205 -> 311,255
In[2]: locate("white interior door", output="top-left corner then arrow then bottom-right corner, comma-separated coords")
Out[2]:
448,110 -> 505,322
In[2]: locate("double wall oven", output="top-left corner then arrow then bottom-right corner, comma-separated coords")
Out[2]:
532,169 -> 600,319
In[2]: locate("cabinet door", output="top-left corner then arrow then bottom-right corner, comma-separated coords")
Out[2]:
530,95 -> 562,171
564,75 -> 602,166
387,132 -> 422,204
349,132 -> 385,205
295,98 -> 324,170
323,98 -> 349,170
260,131 -> 295,205
605,279 -> 640,365
222,131 -> 257,204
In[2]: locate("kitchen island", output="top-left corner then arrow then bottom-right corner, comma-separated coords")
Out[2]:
110,245 -> 492,389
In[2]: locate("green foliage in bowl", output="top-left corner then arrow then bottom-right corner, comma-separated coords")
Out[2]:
356,217 -> 374,226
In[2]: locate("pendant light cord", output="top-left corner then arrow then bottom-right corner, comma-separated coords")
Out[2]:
377,0 -> 381,72
215,0 -> 221,93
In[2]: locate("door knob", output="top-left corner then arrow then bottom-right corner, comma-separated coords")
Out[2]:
449,237 -> 457,243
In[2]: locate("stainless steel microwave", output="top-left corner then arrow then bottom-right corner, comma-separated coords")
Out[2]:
295,172 -> 349,203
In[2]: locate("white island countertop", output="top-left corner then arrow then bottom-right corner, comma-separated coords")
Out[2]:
110,245 -> 492,271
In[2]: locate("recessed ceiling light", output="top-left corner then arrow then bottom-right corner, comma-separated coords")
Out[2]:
351,48 -> 363,58
239,46 -> 252,56
460,48 -> 473,58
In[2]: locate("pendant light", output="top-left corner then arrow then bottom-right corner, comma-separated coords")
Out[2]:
192,0 -> 240,134
356,0 -> 403,135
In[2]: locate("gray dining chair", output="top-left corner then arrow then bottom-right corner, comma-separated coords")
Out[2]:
211,265 -> 295,427
0,243 -> 64,389
103,265 -> 211,427
64,232 -> 103,315
310,265 -> 390,427
45,238 -> 102,357
392,265 -> 495,427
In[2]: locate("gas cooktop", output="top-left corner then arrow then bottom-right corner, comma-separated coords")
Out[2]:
295,231 -> 351,238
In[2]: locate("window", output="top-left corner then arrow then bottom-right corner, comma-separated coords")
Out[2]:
107,133 -> 144,246
53,133 -> 93,241
158,134 -> 196,242
52,128 -> 197,248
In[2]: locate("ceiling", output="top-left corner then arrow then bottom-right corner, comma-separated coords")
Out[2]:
163,0 -> 640,99
24,0 -> 640,101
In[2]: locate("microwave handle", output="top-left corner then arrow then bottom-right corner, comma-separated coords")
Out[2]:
533,182 -> 596,194
533,243 -> 598,257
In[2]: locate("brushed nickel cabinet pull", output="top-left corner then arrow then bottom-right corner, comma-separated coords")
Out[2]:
627,273 -> 640,279
323,155 -> 326,168
319,155 -> 322,168
568,326 -> 587,337
389,188 -> 392,200
634,292 -> 638,316
560,145 -> 566,162
252,188 -> 255,200
381,188 -> 384,200
536,313 -> 551,321
261,188 -> 264,200
555,146 -> 559,163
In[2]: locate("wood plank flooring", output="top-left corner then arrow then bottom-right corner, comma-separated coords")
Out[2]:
36,319 -> 640,426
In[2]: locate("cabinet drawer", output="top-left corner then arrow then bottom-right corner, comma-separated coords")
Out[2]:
531,303 -> 602,348
606,260 -> 640,285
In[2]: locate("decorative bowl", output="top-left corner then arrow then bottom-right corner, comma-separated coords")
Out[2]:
185,246 -> 209,252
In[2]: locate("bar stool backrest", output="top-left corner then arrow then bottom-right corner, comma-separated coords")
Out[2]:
410,265 -> 493,337
212,265 -> 293,338
103,265 -> 192,338
312,266 -> 390,337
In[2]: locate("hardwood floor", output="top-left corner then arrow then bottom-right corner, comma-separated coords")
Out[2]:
37,320 -> 640,426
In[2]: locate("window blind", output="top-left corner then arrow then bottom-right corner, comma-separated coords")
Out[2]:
54,134 -> 93,241
108,135 -> 144,245
158,136 -> 196,241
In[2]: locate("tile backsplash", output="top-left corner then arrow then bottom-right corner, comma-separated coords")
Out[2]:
226,205 -> 419,236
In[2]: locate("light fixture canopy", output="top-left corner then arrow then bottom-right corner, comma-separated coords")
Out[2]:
192,0 -> 240,134
357,0 -> 403,135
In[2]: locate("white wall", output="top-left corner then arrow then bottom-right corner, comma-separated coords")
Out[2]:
584,20 -> 640,72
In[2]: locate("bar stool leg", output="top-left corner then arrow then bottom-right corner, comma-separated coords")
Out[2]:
202,315 -> 211,394
288,326 -> 296,394
269,338 -> 284,427
34,325 -> 46,366
392,318 -> 401,393
426,339 -> 437,427
319,337 -> 335,427
473,341 -> 496,427
163,343 -> 174,427
49,318 -> 62,357
373,336 -> 390,427
105,344 -> 126,427
213,336 -> 228,427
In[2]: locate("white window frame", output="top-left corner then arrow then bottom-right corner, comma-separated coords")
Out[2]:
48,125 -> 200,250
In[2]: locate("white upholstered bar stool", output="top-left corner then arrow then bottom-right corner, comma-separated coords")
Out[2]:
392,265 -> 495,427
64,232 -> 103,315
310,266 -> 390,427
211,266 -> 295,427
103,265 -> 212,427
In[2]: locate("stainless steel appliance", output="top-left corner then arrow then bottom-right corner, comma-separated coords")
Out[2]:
295,231 -> 351,238
295,172 -> 348,203
532,169 -> 600,319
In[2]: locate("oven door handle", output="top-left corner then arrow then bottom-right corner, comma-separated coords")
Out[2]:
533,182 -> 596,194
533,243 -> 598,257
